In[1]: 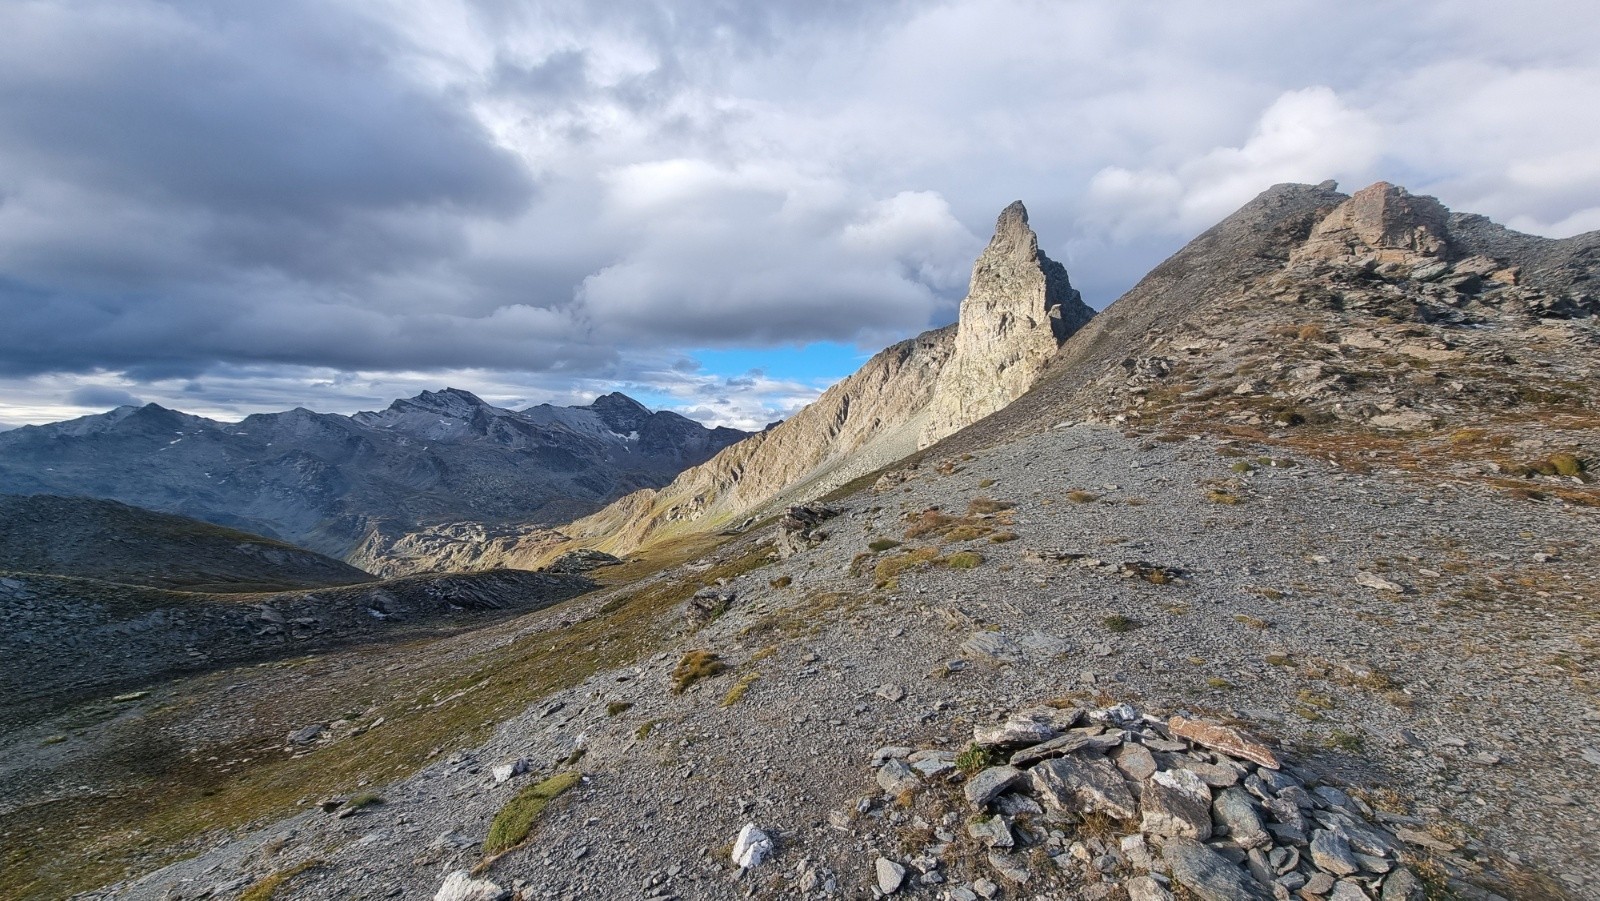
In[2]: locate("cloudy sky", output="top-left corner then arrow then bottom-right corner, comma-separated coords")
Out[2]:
1,0 -> 1597,430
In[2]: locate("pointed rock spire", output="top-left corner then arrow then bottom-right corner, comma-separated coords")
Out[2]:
918,201 -> 1094,446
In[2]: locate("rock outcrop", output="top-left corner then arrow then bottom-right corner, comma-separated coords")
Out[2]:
554,202 -> 1087,558
563,325 -> 958,554
919,201 -> 1094,446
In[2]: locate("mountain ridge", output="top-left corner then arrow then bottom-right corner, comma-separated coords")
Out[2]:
0,390 -> 749,564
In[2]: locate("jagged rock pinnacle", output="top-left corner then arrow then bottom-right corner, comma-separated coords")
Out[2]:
918,201 -> 1095,446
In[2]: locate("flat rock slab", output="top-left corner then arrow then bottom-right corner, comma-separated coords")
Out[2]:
1029,755 -> 1137,820
1168,715 -> 1280,769
1163,837 -> 1272,901
1141,768 -> 1213,839
964,765 -> 1024,808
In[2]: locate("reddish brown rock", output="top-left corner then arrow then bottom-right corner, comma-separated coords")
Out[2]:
1167,716 -> 1280,770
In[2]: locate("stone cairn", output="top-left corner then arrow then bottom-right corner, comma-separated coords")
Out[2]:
860,703 -> 1474,901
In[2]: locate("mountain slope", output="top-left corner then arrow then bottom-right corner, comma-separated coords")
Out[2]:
0,390 -> 747,562
0,566 -> 595,724
549,201 -> 1093,557
0,494 -> 373,592
11,182 -> 1598,901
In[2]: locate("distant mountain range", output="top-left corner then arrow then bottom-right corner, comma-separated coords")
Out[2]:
0,389 -> 747,560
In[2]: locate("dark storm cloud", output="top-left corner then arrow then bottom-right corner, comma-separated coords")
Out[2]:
66,385 -> 142,408
1,1 -> 1596,428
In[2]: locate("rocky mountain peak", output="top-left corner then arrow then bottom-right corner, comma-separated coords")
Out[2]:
1297,180 -> 1451,265
405,387 -> 493,415
918,201 -> 1095,446
579,392 -> 653,434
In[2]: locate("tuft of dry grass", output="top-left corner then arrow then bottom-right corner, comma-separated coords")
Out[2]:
1065,490 -> 1098,504
240,860 -> 323,901
671,650 -> 728,694
1206,489 -> 1244,505
768,575 -> 793,589
965,497 -> 1015,516
720,672 -> 760,707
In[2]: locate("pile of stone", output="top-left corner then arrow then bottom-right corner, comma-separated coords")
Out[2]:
775,505 -> 838,559
863,703 -> 1468,901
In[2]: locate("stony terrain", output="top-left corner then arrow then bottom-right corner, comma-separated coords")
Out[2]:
4,180 -> 1597,901
62,422 -> 1596,901
0,567 -> 593,726
0,390 -> 745,563
0,494 -> 374,592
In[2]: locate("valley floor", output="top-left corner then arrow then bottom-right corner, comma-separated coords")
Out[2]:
19,424 -> 1598,900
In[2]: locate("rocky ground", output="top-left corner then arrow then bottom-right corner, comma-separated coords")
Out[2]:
77,422 -> 1597,900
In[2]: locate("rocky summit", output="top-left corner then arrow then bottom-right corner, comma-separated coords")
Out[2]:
1,181 -> 1596,901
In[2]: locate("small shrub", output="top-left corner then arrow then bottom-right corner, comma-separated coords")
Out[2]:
345,792 -> 383,812
769,575 -> 793,589
988,531 -> 1019,543
1206,490 -> 1243,505
1102,614 -> 1140,633
1296,324 -> 1326,341
1234,614 -> 1271,630
1326,730 -> 1364,752
1206,678 -> 1233,690
671,650 -> 728,694
954,743 -> 1002,775
943,551 -> 983,569
1066,490 -> 1098,504
635,720 -> 662,740
484,771 -> 583,855
1230,461 -> 1256,473
1548,453 -> 1586,477
605,701 -> 633,717
867,538 -> 902,552
978,478 -> 996,488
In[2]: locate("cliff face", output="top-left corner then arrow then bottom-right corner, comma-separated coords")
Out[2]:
918,201 -> 1094,446
565,325 -> 958,553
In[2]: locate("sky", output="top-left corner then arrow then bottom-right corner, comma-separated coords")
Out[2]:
1,0 -> 1598,430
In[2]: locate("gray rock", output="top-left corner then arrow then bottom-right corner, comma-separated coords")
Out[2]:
974,718 -> 1059,749
433,871 -> 508,901
1126,876 -> 1177,901
876,857 -> 906,894
962,630 -> 1025,663
1162,837 -> 1271,901
876,683 -> 906,702
1330,879 -> 1373,901
731,824 -> 774,869
1141,768 -> 1213,839
287,723 -> 326,745
987,851 -> 1031,884
1008,731 -> 1092,766
964,765 -> 1024,808
1030,755 -> 1138,820
1305,873 -> 1336,895
872,746 -> 914,765
1114,741 -> 1158,780
1381,867 -> 1424,901
876,759 -> 921,796
967,815 -> 1014,848
1214,787 -> 1271,849
1311,829 -> 1361,876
